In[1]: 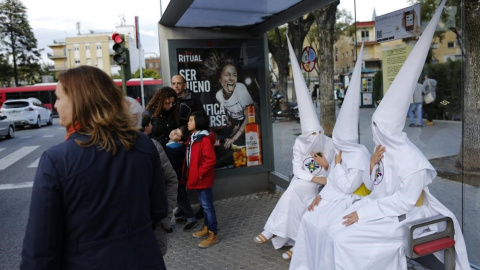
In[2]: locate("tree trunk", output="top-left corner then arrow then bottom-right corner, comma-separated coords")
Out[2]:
460,0 -> 480,186
314,1 -> 339,136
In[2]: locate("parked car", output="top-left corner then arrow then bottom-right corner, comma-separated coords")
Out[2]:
0,115 -> 15,139
0,98 -> 52,128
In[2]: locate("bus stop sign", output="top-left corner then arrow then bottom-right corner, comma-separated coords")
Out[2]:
302,46 -> 316,72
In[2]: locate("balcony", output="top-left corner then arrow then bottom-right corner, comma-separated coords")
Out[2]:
47,53 -> 67,59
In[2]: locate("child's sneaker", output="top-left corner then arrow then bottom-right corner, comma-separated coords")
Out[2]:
198,230 -> 219,248
192,225 -> 208,238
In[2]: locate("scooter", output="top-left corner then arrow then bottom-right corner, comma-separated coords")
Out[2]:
270,90 -> 299,122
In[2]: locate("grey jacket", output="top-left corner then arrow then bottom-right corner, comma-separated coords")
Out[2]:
423,78 -> 437,99
413,83 -> 424,103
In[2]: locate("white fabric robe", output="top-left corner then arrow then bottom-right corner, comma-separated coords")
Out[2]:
322,169 -> 471,270
264,138 -> 334,249
289,163 -> 365,270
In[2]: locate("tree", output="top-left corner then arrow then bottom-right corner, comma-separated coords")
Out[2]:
131,68 -> 161,79
267,14 -> 315,102
0,0 -> 42,86
462,0 -> 480,185
0,52 -> 12,86
312,0 -> 339,136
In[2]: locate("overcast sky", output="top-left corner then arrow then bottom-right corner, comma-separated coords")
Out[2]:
21,0 -> 410,64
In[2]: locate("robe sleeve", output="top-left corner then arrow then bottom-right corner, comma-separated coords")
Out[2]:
356,170 -> 428,223
20,152 -> 64,270
329,165 -> 364,194
292,143 -> 318,181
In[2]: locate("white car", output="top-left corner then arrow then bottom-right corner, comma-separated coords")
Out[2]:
0,115 -> 15,139
0,98 -> 53,128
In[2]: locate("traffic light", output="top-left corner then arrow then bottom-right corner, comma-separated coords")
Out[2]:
112,33 -> 127,65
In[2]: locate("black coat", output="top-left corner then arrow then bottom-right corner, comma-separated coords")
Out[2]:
21,133 -> 168,270
150,110 -> 178,147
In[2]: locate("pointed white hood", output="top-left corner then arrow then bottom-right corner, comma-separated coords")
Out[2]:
332,43 -> 370,178
371,0 -> 445,194
287,36 -> 325,156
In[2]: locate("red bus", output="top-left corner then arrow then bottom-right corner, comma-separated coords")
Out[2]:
0,78 -> 163,115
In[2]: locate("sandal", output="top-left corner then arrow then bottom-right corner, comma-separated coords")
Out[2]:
254,233 -> 271,244
282,249 -> 293,261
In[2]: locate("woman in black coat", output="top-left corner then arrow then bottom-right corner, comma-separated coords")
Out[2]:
145,87 -> 179,147
20,66 -> 168,270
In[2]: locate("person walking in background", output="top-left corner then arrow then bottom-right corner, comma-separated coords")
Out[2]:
145,87 -> 179,147
422,73 -> 437,126
139,112 -> 179,255
185,111 -> 218,248
21,66 -> 168,269
165,126 -> 199,232
408,82 -> 424,127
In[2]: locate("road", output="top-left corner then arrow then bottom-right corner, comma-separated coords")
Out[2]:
0,119 -> 65,269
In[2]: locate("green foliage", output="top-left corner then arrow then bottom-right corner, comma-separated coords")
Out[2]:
423,60 -> 461,120
0,53 -> 12,86
0,0 -> 42,86
131,68 -> 161,79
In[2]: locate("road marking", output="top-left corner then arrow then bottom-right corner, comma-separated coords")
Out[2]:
43,135 -> 54,138
19,136 -> 32,139
0,182 -> 33,190
28,158 -> 40,168
0,146 -> 40,170
0,148 -> 5,153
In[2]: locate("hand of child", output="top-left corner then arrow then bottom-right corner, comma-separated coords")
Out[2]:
342,211 -> 359,226
308,195 -> 322,212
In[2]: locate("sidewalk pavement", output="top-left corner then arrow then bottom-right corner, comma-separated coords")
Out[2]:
163,191 -> 428,270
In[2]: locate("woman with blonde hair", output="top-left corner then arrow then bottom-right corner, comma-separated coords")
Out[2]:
21,66 -> 168,269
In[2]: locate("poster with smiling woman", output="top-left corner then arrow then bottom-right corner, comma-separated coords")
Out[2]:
173,40 -> 264,170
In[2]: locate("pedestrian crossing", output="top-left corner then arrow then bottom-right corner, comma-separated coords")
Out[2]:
0,146 -> 40,170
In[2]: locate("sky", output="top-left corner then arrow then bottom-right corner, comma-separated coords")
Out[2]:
21,0 -> 411,64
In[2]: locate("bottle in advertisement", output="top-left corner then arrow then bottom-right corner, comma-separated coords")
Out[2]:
245,105 -> 262,166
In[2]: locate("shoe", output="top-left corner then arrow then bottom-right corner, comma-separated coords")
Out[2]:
198,230 -> 219,248
415,125 -> 423,128
409,123 -> 415,127
282,249 -> 293,261
192,225 -> 209,238
195,209 -> 204,219
426,120 -> 434,126
183,221 -> 198,232
175,216 -> 187,223
254,233 -> 272,244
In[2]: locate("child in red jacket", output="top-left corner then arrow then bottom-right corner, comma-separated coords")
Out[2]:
184,111 -> 218,248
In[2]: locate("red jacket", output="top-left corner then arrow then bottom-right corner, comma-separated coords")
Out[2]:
182,131 -> 216,189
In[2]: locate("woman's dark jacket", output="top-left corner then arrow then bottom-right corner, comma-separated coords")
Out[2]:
20,132 -> 168,270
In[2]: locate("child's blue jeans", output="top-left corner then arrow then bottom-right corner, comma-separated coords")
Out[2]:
196,188 -> 218,234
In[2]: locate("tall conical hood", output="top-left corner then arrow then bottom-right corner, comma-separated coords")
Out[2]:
287,36 -> 322,135
373,0 -> 446,132
332,43 -> 370,179
370,0 -> 445,195
333,43 -> 364,143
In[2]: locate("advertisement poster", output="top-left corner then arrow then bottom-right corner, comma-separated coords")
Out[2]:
176,45 -> 263,170
375,4 -> 421,43
382,46 -> 413,95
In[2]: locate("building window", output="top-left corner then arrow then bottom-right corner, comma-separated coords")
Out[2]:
97,45 -> 102,50
431,43 -> 439,49
86,45 -> 90,51
361,30 -> 369,42
448,42 -> 455,48
74,46 -> 79,51
75,60 -> 80,64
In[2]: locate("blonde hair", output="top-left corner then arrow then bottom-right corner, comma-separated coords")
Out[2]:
58,66 -> 138,154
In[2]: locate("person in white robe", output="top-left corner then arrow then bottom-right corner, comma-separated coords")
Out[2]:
253,36 -> 334,261
289,43 -> 372,270
321,1 -> 471,269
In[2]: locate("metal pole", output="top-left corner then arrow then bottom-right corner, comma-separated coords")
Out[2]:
139,48 -> 145,107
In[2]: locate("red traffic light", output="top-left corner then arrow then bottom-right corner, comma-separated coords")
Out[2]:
112,33 -> 124,44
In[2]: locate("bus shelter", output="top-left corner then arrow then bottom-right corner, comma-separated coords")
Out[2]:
158,0 -> 335,200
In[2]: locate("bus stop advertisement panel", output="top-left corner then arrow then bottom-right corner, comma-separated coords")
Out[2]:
167,38 -> 272,197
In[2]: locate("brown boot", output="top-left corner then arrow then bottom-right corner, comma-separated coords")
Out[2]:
426,120 -> 434,126
192,225 -> 208,238
198,230 -> 219,248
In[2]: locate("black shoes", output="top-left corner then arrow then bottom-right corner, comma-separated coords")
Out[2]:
183,221 -> 199,232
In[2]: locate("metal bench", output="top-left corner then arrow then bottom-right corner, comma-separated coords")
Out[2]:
405,215 -> 456,270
